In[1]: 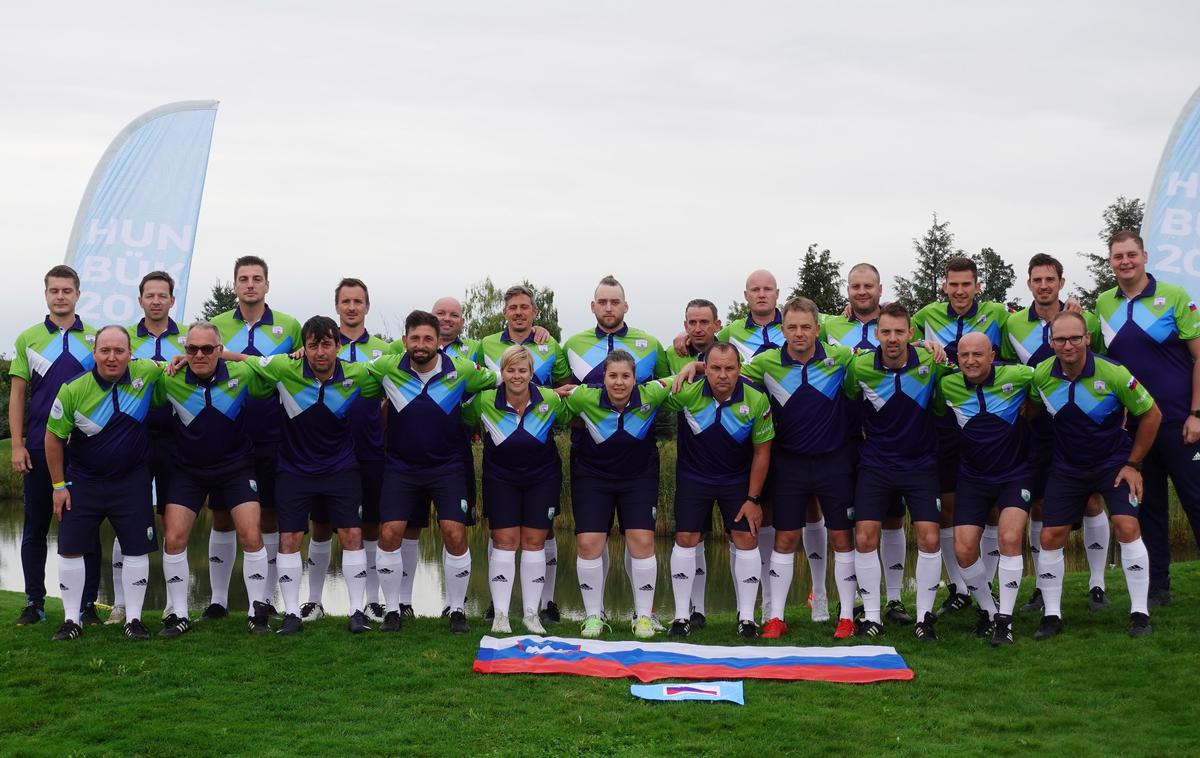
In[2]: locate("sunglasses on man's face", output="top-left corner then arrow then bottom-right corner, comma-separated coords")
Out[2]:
185,344 -> 219,355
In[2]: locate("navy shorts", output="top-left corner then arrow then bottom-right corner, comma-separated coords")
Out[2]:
482,473 -> 561,530
674,477 -> 751,534
1043,466 -> 1139,527
954,474 -> 1034,527
769,445 -> 856,532
59,468 -> 157,557
380,465 -> 476,526
149,431 -> 173,514
360,459 -> 384,523
854,465 -> 941,524
253,442 -> 279,511
571,473 -> 658,534
166,461 -> 259,513
276,468 -> 363,534
936,426 -> 959,494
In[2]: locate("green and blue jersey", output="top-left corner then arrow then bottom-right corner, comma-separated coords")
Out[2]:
211,305 -> 302,446
128,318 -> 187,434
663,377 -> 774,486
717,310 -> 785,362
1001,303 -> 1102,367
821,314 -> 879,351
938,363 -> 1034,483
478,329 -> 570,387
154,359 -> 271,472
848,346 -> 948,469
912,299 -> 1009,364
10,316 -> 96,451
464,384 -> 564,484
564,379 -> 673,479
741,344 -> 855,456
562,324 -> 669,384
665,342 -> 711,375
338,331 -> 390,461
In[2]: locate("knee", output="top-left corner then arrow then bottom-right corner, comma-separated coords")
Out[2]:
1113,518 -> 1140,543
674,532 -> 702,549
773,531 -> 801,554
279,533 -> 303,553
954,545 -> 977,568
379,522 -> 405,551
829,530 -> 854,553
998,531 -> 1022,555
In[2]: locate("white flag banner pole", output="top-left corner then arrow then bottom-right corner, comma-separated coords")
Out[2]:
1144,85 -> 1200,299
64,100 -> 219,325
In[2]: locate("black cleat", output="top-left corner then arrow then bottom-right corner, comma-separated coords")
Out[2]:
1147,587 -> 1173,609
80,604 -> 102,627
123,619 -> 151,641
1033,614 -> 1063,641
52,619 -> 83,641
441,606 -> 451,618
16,603 -> 46,626
936,590 -> 971,617
381,611 -> 402,633
736,619 -> 759,639
689,611 -> 707,630
277,613 -> 304,635
247,603 -> 272,635
159,614 -> 193,638
1128,612 -> 1152,638
262,602 -> 281,619
484,602 -> 495,620
852,603 -> 865,622
364,602 -> 385,623
667,619 -> 692,638
540,600 -> 561,625
399,603 -> 415,619
856,619 -> 885,638
1018,588 -> 1044,613
990,614 -> 1014,647
449,609 -> 469,634
1088,586 -> 1110,611
912,612 -> 938,642
973,609 -> 994,638
347,610 -> 371,633
200,603 -> 229,621
884,600 -> 914,625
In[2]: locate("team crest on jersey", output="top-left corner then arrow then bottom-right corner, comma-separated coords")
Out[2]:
1021,489 -> 1031,502
1154,297 -> 1166,307
537,344 -> 549,353
228,378 -> 239,389
635,339 -> 648,349
738,404 -> 750,416
342,378 -> 354,389
448,371 -> 458,381
259,356 -> 271,367
1002,383 -> 1013,393
918,365 -> 929,376
49,398 -> 64,420
976,314 -> 987,325
85,334 -> 96,343
538,403 -> 549,413
372,349 -> 383,359
1093,380 -> 1107,392
640,404 -> 650,413
132,378 -> 144,391
1189,302 -> 1198,312
824,357 -> 835,367
271,325 -> 283,336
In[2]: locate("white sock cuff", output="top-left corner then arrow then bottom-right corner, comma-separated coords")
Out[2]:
445,549 -> 472,568
308,538 -> 333,552
363,539 -> 379,549
1042,547 -> 1064,562
277,551 -> 303,569
522,548 -> 546,560
631,555 -> 656,569
124,553 -> 150,570
834,551 -> 855,565
982,524 -> 999,537
342,548 -> 366,566
163,550 -> 188,566
1120,538 -> 1148,560
735,547 -> 759,559
957,556 -> 982,573
672,544 -> 696,558
854,549 -> 876,560
492,548 -> 517,559
578,556 -> 603,570
770,550 -> 793,565
804,518 -> 826,530
60,555 -> 85,570
211,530 -> 237,545
998,554 -> 1023,571
1083,513 -> 1107,528
244,547 -> 267,560
402,538 -> 420,547
918,550 -> 941,561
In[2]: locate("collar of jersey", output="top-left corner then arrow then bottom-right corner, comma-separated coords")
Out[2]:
233,305 -> 275,325
495,383 -> 547,412
593,324 -> 630,339
781,342 -> 827,366
91,365 -> 132,390
944,298 -> 980,320
1049,351 -> 1097,381
500,327 -> 536,345
700,377 -> 746,404
185,359 -> 230,386
744,309 -> 783,329
962,365 -> 998,390
43,315 -> 84,333
339,330 -> 369,346
1113,273 -> 1158,301
302,358 -> 346,383
599,383 -> 642,411
1026,301 -> 1065,322
873,344 -> 920,372
137,318 -> 180,338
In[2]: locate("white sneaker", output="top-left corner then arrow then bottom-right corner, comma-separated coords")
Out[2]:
105,605 -> 126,625
811,594 -> 830,623
522,613 -> 546,635
300,602 -> 325,623
491,614 -> 511,633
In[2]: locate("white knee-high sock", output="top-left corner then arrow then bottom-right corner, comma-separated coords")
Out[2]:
733,547 -> 761,622
262,531 -> 279,604
376,546 -> 404,613
939,528 -> 963,592
1038,547 -> 1065,618
242,547 -> 269,609
915,550 -> 942,619
980,525 -> 1000,584
881,528 -> 906,603
343,548 -> 367,614
958,557 -> 996,617
162,550 -> 190,620
1029,520 -> 1043,590
834,551 -> 858,620
111,538 -> 126,607
630,555 -> 657,618
363,539 -> 379,605
768,550 -> 794,621
305,538 -> 332,605
691,544 -> 707,615
757,527 -> 775,609
276,552 -> 303,617
669,544 -> 696,621
541,535 -> 558,609
997,553 -> 1023,616
1083,514 -> 1110,590
520,548 -> 546,617
443,548 -> 471,613
1120,538 -> 1150,615
854,549 -> 882,623
577,556 -> 605,618
123,554 -> 150,623
488,548 -> 517,618
399,538 -> 419,605
59,556 -> 86,625
208,529 -> 237,607
803,519 -> 827,601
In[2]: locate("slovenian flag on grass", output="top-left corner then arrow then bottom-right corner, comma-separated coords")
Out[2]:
474,636 -> 913,683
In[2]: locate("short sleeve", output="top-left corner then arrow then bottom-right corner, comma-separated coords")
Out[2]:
45,384 -> 74,440
1172,289 -> 1200,341
741,354 -> 767,384
1116,366 -> 1155,417
9,332 -> 30,380
751,394 -> 774,444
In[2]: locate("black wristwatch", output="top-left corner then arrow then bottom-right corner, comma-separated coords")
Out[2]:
746,495 -> 762,505
1124,460 -> 1142,472
1191,409 -> 1200,419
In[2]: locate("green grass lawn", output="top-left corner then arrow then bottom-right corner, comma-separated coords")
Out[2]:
1,564 -> 1198,757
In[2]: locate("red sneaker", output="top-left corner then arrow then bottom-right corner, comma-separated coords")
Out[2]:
833,617 -> 857,640
761,617 -> 788,639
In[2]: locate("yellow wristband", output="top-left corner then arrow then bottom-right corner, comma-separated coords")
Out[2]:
52,481 -> 67,490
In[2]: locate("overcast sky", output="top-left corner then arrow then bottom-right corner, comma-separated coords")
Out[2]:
2,1 -> 1199,351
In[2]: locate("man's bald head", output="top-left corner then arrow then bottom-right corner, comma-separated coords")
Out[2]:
744,269 -> 780,320
956,332 -> 995,383
431,296 -> 466,343
957,332 -> 991,354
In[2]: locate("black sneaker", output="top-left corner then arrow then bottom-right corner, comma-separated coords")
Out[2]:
347,610 -> 371,634
200,603 -> 229,621
667,619 -> 691,638
16,603 -> 46,626
1033,614 -> 1063,641
936,590 -> 971,617
1147,587 -> 1173,609
852,603 -> 865,622
399,603 -> 415,619
912,612 -> 938,642
1128,612 -> 1152,638
884,600 -> 914,625
262,602 -> 281,619
299,602 -> 325,623
689,611 -> 707,630
123,619 -> 151,641
80,604 -> 102,626
1018,588 -> 1044,613
159,614 -> 193,638
990,614 -> 1014,647
857,619 -> 885,638
381,610 -> 402,633
276,613 -> 304,635
539,600 -> 562,625
365,602 -> 385,623
441,606 -> 451,618
449,609 -> 469,634
52,619 -> 83,641
973,609 -> 994,638
1088,586 -> 1110,611
247,603 -> 272,635
484,602 -> 495,620
736,619 -> 759,639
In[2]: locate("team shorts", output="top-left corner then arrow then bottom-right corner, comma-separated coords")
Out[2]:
482,473 -> 562,530
571,472 -> 658,534
768,445 -> 856,531
148,431 -> 174,514
953,474 -> 1034,527
276,468 -> 363,534
166,461 -> 259,513
673,477 -> 752,534
252,442 -> 280,511
854,465 -> 941,524
936,426 -> 960,494
1043,466 -> 1140,527
315,459 -> 383,524
380,465 -> 476,526
58,467 -> 156,557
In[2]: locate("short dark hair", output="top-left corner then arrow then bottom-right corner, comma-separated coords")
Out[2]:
1051,310 -> 1088,334
602,349 -> 637,374
301,315 -> 339,345
234,255 -> 269,280
1027,254 -> 1063,278
139,270 -> 175,296
707,341 -> 741,364
185,320 -> 221,343
595,275 -> 625,299
1107,230 -> 1144,253
335,277 -> 370,305
945,256 -> 978,280
94,324 -> 131,349
780,296 -> 820,322
405,310 -> 440,334
879,302 -> 911,325
44,265 -> 80,289
504,284 -> 535,305
684,298 -> 719,320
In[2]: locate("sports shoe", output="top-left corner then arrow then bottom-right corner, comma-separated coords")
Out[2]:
261,603 -> 281,619
1018,588 -> 1044,613
347,610 -> 371,633
852,603 -> 865,622
973,609 -> 994,638
16,603 -> 45,626
833,618 -> 857,639
650,614 -> 666,632
277,613 -> 304,635
440,606 -> 451,618
912,612 -> 938,642
484,602 -> 495,620
1088,587 -> 1110,611
123,619 -> 151,641
1147,587 -> 1172,609
990,613 -> 1014,647
399,603 -> 415,619
522,614 -> 546,635
200,603 -> 229,621
539,600 -> 561,625
365,602 -> 385,623
809,592 -> 830,623
736,619 -> 759,639
1128,612 -> 1152,638
246,612 -> 271,635
884,600 -> 914,625
159,614 -> 193,638
104,604 -> 126,625
491,613 -> 511,634
52,619 -> 83,641
80,604 -> 102,626
1033,614 -> 1063,641
580,616 -> 609,638
448,609 -> 469,634
380,611 -> 402,633
300,602 -> 325,623
761,617 -> 788,639
856,619 -> 885,638
689,611 -> 707,630
633,615 -> 656,639
667,619 -> 691,638
936,590 -> 971,617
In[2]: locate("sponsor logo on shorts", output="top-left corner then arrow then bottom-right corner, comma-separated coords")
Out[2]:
846,507 -> 855,520
547,507 -> 556,520
935,498 -> 942,513
1193,452 -> 1200,462
146,527 -> 154,540
1021,489 -> 1031,502
460,499 -> 469,513
358,505 -> 363,519
651,507 -> 657,520
1129,494 -> 1139,508
249,479 -> 258,492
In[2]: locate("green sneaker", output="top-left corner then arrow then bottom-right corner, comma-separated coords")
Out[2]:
581,615 -> 609,638
633,615 -> 657,639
